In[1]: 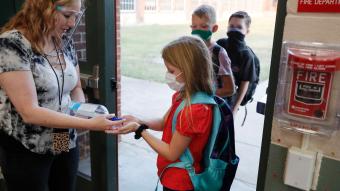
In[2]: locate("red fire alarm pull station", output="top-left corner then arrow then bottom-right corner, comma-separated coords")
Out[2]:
288,48 -> 338,120
274,42 -> 340,136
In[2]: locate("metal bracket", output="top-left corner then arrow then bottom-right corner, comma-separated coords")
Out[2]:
80,65 -> 100,89
80,73 -> 99,89
111,78 -> 117,90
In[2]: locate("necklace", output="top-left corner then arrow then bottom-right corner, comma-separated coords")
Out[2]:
44,50 -> 64,57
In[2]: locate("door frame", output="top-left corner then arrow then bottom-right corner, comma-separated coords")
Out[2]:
76,0 -> 119,190
256,0 -> 287,190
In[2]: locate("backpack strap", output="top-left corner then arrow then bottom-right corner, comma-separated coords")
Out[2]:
155,161 -> 193,191
211,44 -> 223,89
241,105 -> 248,126
171,92 -> 216,163
172,92 -> 216,133
212,44 -> 221,75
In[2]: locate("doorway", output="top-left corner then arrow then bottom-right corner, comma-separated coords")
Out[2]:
119,0 -> 277,190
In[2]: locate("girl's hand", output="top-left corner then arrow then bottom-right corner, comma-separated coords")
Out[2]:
121,115 -> 141,125
88,114 -> 124,131
105,122 -> 140,134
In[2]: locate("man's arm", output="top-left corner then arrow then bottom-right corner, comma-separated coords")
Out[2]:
233,49 -> 256,115
216,46 -> 235,97
216,75 -> 235,97
233,81 -> 249,116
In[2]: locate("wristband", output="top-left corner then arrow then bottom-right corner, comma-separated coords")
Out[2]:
134,124 -> 149,140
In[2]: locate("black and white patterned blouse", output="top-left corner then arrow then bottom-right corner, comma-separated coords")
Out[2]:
0,30 -> 79,154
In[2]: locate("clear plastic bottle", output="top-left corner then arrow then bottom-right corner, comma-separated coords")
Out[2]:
68,101 -> 109,118
68,101 -> 123,121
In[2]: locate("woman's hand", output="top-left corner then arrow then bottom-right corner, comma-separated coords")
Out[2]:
88,114 -> 124,131
105,121 -> 140,134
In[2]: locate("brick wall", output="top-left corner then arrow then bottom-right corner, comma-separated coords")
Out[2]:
72,15 -> 88,160
73,1 -> 121,160
116,0 -> 122,117
73,17 -> 87,61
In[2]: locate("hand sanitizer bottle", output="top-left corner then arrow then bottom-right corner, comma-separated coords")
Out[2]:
68,101 -> 123,121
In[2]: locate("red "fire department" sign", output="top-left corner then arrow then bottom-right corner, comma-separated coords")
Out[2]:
298,0 -> 340,13
287,48 -> 340,120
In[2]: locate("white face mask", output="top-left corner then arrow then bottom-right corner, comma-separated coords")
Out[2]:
165,72 -> 184,91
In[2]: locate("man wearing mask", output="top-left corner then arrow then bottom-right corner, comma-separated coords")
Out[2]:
217,11 -> 259,116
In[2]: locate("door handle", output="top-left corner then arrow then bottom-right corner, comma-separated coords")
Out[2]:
80,65 -> 100,100
80,73 -> 99,89
80,65 -> 99,89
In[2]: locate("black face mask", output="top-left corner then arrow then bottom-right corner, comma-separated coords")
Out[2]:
227,28 -> 245,41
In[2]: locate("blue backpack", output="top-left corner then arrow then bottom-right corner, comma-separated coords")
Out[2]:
156,92 -> 239,191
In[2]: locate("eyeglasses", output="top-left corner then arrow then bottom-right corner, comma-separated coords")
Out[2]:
55,5 -> 86,50
56,5 -> 85,23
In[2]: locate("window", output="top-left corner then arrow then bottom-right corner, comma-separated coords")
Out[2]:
159,0 -> 171,11
120,0 -> 135,11
191,0 -> 199,8
173,0 -> 184,11
145,0 -> 156,11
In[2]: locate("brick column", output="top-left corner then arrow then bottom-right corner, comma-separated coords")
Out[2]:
136,0 -> 145,23
262,0 -> 277,12
185,0 -> 193,20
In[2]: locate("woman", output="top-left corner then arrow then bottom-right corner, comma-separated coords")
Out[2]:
0,0 -> 122,190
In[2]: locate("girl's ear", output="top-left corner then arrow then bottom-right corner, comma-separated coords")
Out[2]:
212,24 -> 218,33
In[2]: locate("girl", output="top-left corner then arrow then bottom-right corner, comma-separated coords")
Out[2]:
108,36 -> 215,191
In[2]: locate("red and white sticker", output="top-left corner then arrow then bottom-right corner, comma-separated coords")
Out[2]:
298,0 -> 340,13
287,48 -> 340,120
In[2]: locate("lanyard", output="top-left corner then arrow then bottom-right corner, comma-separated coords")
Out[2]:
43,38 -> 65,112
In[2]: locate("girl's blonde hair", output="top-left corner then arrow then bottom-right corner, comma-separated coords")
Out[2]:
162,35 -> 214,103
1,0 -> 81,54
